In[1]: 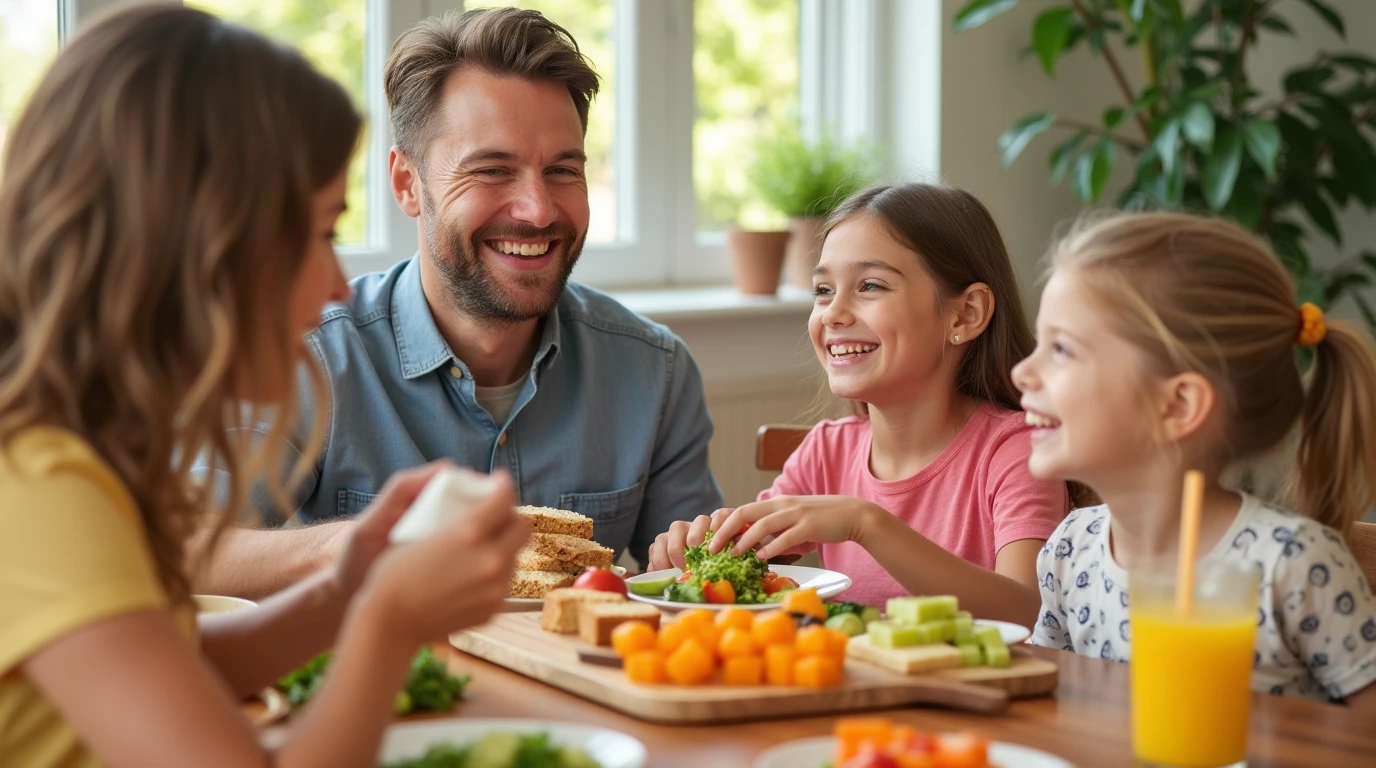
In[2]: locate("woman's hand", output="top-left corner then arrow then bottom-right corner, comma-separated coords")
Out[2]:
330,460 -> 456,601
361,469 -> 528,645
710,495 -> 881,561
647,509 -> 733,571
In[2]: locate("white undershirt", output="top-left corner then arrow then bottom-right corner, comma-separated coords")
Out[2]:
473,378 -> 525,425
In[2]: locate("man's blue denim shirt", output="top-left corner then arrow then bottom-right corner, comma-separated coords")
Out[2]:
245,257 -> 723,567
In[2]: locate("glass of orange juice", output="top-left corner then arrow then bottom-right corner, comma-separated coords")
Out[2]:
1130,562 -> 1261,768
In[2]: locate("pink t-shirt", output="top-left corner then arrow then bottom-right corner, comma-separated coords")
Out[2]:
759,406 -> 1068,606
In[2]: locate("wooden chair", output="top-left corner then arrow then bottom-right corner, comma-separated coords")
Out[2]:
1351,521 -> 1376,591
755,424 -> 810,472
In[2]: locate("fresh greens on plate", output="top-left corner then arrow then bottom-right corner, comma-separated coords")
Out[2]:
381,731 -> 601,768
279,646 -> 469,714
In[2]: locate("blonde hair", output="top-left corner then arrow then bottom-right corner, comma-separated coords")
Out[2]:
0,6 -> 361,604
1052,212 -> 1376,533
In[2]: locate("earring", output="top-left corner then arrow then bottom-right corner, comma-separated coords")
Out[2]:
953,334 -> 961,344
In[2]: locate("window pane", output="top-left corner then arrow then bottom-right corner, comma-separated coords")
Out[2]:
187,0 -> 370,246
0,0 -> 60,173
694,0 -> 799,234
466,0 -> 617,244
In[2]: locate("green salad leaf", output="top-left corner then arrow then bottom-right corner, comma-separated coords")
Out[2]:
278,646 -> 470,714
678,530 -> 769,604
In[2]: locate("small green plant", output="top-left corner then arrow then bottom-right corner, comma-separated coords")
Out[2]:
955,0 -> 1376,333
747,126 -> 878,219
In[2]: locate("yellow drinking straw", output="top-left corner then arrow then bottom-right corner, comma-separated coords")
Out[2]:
1176,470 -> 1205,616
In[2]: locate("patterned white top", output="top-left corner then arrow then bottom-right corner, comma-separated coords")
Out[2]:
1029,494 -> 1376,702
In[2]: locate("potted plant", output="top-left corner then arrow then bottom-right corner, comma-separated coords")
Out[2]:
955,0 -> 1376,334
748,126 -> 878,288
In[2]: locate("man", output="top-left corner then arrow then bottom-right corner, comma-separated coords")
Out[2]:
200,8 -> 722,598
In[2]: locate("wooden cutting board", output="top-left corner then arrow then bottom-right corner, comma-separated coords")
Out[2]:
450,612 -> 1057,724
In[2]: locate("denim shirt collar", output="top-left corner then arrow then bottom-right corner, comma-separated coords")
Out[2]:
391,256 -> 562,380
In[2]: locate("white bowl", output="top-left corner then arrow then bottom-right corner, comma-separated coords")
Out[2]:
377,718 -> 647,767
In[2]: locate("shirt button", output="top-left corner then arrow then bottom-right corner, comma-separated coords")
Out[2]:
497,432 -> 508,446
449,366 -> 463,378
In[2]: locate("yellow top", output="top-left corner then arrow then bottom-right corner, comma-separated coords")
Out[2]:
0,427 -> 193,767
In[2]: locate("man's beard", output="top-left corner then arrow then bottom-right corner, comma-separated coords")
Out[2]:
422,189 -> 583,324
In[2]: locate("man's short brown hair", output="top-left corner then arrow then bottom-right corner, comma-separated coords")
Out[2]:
384,7 -> 600,162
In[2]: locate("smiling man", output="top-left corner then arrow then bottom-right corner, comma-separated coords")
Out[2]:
199,8 -> 722,597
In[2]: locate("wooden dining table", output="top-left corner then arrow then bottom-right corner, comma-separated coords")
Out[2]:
257,641 -> 1375,766
416,642 -> 1370,767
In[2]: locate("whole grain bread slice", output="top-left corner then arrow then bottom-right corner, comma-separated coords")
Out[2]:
507,569 -> 576,599
516,506 -> 594,539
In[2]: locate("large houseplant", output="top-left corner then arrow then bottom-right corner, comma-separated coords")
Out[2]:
956,0 -> 1376,333
748,127 -> 877,288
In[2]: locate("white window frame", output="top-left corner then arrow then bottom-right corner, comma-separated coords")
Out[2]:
62,0 -> 892,290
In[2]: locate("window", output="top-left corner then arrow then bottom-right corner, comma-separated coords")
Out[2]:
0,0 -> 60,171
38,0 -> 888,289
186,0 -> 371,245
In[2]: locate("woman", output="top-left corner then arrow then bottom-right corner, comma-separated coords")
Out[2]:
0,5 -> 528,766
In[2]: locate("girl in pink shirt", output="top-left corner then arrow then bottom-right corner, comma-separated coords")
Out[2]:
650,184 -> 1068,623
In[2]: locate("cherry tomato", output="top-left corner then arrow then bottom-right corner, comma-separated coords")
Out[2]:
676,570 -> 695,584
572,566 -> 627,597
840,747 -> 900,768
763,574 -> 800,595
703,579 -> 737,604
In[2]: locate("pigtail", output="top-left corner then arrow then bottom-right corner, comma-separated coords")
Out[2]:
1289,321 -> 1376,534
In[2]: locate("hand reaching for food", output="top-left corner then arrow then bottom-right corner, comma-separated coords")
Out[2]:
710,495 -> 881,561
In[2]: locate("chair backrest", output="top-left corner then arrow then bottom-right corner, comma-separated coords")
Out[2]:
756,424 -> 810,472
1350,521 -> 1376,591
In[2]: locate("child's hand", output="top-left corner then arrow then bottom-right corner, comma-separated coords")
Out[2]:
710,496 -> 881,561
647,509 -> 734,571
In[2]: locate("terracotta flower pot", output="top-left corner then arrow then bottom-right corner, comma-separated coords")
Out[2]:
785,216 -> 826,288
726,229 -> 790,295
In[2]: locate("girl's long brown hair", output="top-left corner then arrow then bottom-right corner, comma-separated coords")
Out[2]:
1053,212 -> 1376,533
0,5 -> 361,604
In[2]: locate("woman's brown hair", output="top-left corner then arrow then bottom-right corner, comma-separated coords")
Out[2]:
0,5 -> 362,604
822,184 -> 1036,413
1052,212 -> 1376,533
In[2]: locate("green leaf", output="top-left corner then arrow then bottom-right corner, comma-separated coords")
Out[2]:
1259,15 -> 1296,35
1103,107 -> 1126,130
1322,176 -> 1351,207
1224,175 -> 1266,231
1033,8 -> 1076,74
1299,0 -> 1345,38
1300,99 -> 1366,150
1074,140 -> 1116,203
1325,270 -> 1371,303
998,112 -> 1056,167
1283,66 -> 1335,95
1181,103 -> 1214,151
1353,294 -> 1376,339
1364,252 -> 1376,274
1333,142 -> 1376,206
1330,54 -> 1376,72
1049,133 -> 1087,185
954,0 -> 1022,31
1154,118 -> 1181,176
1202,129 -> 1244,211
1149,0 -> 1186,27
1129,0 -> 1149,22
1243,120 -> 1281,179
1298,188 -> 1342,246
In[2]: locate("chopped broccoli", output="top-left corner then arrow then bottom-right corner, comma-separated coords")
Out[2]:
676,530 -> 769,604
381,732 -> 601,768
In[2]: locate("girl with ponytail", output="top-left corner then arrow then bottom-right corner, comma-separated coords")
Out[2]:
1013,211 -> 1376,705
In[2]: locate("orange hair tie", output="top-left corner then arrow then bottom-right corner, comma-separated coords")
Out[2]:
1297,302 -> 1326,347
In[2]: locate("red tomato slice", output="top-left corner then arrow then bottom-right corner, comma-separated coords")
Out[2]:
763,575 -> 800,594
703,579 -> 737,604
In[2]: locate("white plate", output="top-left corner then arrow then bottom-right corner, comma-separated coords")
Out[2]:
977,619 -> 1032,645
753,735 -> 1073,768
624,565 -> 852,611
504,566 -> 628,612
377,718 -> 647,768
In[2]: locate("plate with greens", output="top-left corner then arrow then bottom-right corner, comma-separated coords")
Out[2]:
376,719 -> 646,768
